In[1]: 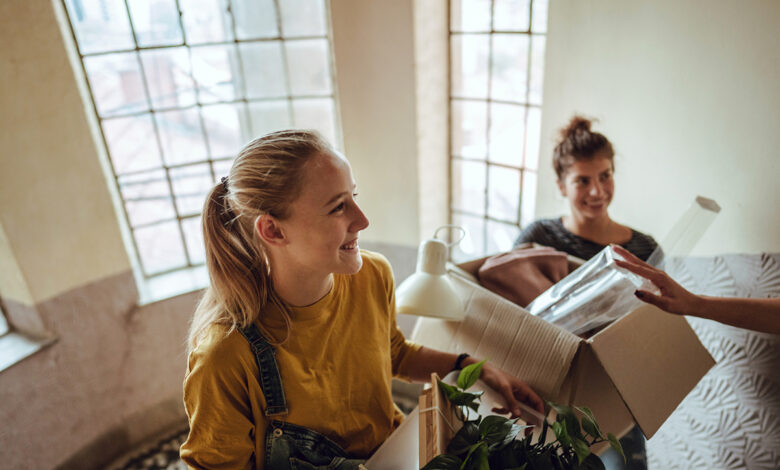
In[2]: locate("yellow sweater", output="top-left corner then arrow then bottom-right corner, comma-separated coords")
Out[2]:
180,251 -> 422,469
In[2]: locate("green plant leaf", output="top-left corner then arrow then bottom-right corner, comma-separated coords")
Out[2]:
462,442 -> 489,470
551,421 -> 571,447
457,359 -> 487,390
448,390 -> 484,408
607,433 -> 626,463
421,453 -> 463,470
438,380 -> 460,398
447,422 -> 480,455
572,437 -> 591,465
575,406 -> 603,439
478,415 -> 513,445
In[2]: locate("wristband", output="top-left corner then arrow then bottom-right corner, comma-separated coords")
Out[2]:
453,353 -> 470,371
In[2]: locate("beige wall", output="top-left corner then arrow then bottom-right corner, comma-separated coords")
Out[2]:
537,0 -> 780,255
0,0 -> 131,305
331,0 -> 421,247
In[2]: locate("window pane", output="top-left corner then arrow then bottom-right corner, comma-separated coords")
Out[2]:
451,159 -> 486,214
155,109 -> 208,165
285,39 -> 332,95
528,35 -> 546,106
127,0 -> 183,47
140,47 -> 197,109
279,0 -> 327,37
239,42 -> 288,99
292,99 -> 337,146
524,107 -> 541,170
488,102 -> 525,167
212,159 -> 233,181
84,53 -> 149,117
119,170 -> 176,226
182,216 -> 206,264
103,114 -> 163,175
532,0 -> 550,33
487,165 -> 520,222
451,212 -> 486,262
202,103 -> 248,158
135,221 -> 188,274
170,163 -> 212,216
451,100 -> 487,159
491,34 -> 530,102
211,158 -> 233,180
450,34 -> 489,99
520,170 -> 537,228
191,45 -> 242,103
494,0 -> 530,32
486,220 -> 520,254
65,0 -> 135,54
232,0 -> 278,40
180,0 -> 233,44
450,0 -> 491,33
248,100 -> 292,137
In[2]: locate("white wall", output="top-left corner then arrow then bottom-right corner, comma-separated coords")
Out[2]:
331,0 -> 421,247
538,0 -> 780,255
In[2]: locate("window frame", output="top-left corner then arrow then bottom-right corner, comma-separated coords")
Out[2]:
59,0 -> 342,291
448,0 -> 547,258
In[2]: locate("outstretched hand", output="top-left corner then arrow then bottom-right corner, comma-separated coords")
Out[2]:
478,362 -> 546,426
612,245 -> 701,316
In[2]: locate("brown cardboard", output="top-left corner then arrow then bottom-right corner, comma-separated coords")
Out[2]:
411,257 -> 715,442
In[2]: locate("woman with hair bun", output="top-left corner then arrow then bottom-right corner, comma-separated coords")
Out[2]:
515,115 -> 658,262
180,130 -> 544,469
515,116 -> 657,470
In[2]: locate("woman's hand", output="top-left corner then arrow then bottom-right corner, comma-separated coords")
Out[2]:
477,361 -> 545,424
612,245 -> 702,316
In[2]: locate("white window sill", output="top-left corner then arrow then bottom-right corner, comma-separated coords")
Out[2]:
0,332 -> 56,373
136,265 -> 209,306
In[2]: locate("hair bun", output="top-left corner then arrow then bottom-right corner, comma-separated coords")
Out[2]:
561,115 -> 592,139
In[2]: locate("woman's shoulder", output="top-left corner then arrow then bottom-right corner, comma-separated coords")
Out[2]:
515,218 -> 566,245
625,228 -> 659,261
189,323 -> 253,370
358,249 -> 393,278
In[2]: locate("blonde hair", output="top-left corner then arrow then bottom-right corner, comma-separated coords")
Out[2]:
188,130 -> 334,352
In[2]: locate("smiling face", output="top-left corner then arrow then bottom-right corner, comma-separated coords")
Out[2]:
273,151 -> 370,278
557,154 -> 615,221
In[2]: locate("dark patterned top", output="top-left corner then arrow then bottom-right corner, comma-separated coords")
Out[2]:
514,217 -> 659,262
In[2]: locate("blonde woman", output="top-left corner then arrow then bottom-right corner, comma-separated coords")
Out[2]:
180,130 -> 544,469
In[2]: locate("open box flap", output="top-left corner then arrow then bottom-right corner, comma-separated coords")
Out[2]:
589,305 -> 715,438
411,273 -> 581,398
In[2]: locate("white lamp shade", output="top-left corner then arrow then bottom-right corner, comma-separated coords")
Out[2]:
396,272 -> 465,321
395,238 -> 465,320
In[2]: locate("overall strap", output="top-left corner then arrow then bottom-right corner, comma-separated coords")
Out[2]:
238,324 -> 288,416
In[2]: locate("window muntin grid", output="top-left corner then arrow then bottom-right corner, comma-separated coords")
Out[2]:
62,0 -> 339,279
449,0 -> 547,261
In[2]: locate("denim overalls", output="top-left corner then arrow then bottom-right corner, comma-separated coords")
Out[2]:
239,324 -> 367,470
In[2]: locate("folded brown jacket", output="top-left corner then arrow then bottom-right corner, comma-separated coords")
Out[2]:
476,246 -> 569,308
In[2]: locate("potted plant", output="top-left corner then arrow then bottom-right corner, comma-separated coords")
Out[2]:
421,361 -> 625,470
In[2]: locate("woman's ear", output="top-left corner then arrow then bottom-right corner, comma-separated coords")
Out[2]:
255,214 -> 287,246
556,178 -> 566,197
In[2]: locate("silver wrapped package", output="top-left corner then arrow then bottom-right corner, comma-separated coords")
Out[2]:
526,245 -> 657,335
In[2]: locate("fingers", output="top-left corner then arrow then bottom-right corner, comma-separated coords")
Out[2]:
612,244 -> 644,264
613,258 -> 668,287
634,289 -> 673,313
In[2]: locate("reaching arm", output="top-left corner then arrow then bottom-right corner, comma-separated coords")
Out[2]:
612,245 -> 780,335
397,346 -> 546,420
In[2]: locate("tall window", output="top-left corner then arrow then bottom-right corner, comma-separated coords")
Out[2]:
449,0 -> 547,260
62,0 -> 339,279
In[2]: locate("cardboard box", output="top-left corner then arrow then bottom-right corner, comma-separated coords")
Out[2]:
410,256 -> 715,445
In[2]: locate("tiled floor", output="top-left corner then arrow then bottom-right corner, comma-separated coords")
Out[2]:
108,428 -> 189,470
